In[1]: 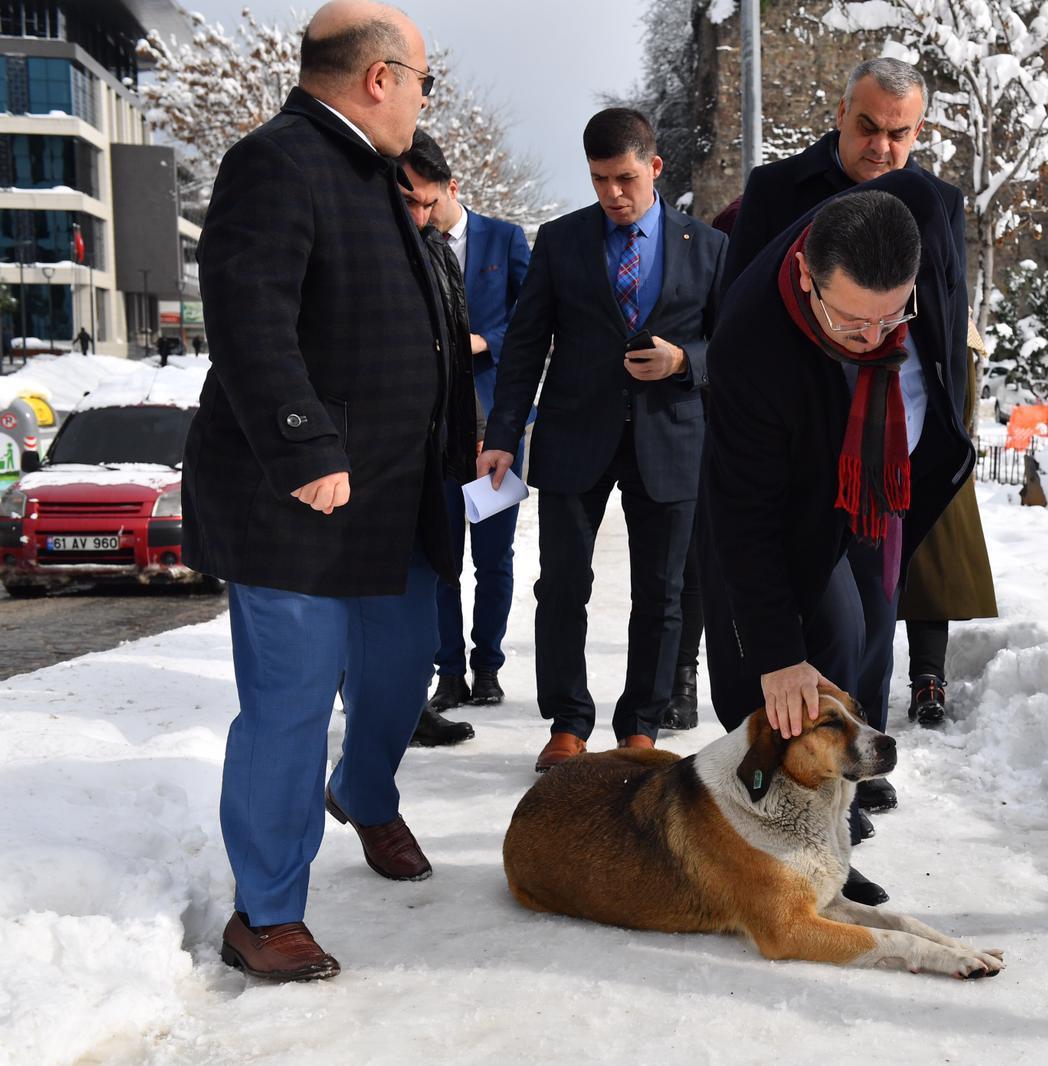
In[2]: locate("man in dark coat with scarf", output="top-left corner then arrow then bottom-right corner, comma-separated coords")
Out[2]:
722,57 -> 970,823
181,0 -> 453,981
699,172 -> 974,905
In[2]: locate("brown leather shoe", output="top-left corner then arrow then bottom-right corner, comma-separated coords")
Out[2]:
325,787 -> 432,881
220,912 -> 340,982
535,732 -> 587,772
617,734 -> 655,750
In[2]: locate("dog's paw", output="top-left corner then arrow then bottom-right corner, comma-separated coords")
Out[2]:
951,950 -> 1005,980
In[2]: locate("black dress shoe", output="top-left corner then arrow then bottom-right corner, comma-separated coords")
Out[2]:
410,706 -> 475,747
661,664 -> 698,730
470,669 -> 504,705
909,674 -> 946,727
856,777 -> 898,812
842,866 -> 889,906
427,674 -> 470,712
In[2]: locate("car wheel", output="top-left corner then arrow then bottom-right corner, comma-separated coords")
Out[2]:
995,400 -> 1007,425
3,583 -> 46,599
981,385 -> 990,399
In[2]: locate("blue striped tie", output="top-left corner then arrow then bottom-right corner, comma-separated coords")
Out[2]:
614,224 -> 641,331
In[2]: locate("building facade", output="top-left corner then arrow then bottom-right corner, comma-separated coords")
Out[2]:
0,0 -> 201,358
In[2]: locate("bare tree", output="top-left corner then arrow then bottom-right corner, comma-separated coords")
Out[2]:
138,11 -> 555,231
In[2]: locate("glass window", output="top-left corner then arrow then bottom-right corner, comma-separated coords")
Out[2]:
0,57 -> 7,113
27,57 -> 71,115
49,406 -> 197,468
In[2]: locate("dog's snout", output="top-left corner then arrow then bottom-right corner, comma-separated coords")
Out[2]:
874,734 -> 896,754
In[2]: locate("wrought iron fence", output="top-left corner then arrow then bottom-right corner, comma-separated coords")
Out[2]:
973,436 -> 1046,485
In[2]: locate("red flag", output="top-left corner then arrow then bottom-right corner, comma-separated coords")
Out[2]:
72,224 -> 85,264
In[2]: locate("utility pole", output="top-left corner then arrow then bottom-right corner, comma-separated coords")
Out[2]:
740,0 -> 764,180
139,267 -> 151,357
17,240 -> 30,366
41,265 -> 55,351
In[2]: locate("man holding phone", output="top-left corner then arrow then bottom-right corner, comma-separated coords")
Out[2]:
479,108 -> 725,770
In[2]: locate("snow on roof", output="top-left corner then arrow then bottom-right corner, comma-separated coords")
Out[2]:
0,353 -> 207,413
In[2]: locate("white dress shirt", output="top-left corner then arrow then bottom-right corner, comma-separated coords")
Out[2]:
316,99 -> 376,153
445,205 -> 469,272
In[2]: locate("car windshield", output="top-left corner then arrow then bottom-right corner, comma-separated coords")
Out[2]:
47,406 -> 197,468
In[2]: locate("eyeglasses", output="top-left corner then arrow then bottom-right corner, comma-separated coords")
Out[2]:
811,277 -> 918,335
384,59 -> 435,96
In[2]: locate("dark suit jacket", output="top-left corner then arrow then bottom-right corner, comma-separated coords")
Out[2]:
700,170 -> 974,675
724,130 -> 968,421
182,88 -> 453,597
484,197 -> 727,503
463,210 -> 531,417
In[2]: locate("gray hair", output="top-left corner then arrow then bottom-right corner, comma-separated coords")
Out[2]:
844,58 -> 927,117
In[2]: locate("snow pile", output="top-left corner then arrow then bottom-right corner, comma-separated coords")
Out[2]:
0,483 -> 1045,1064
0,353 -> 208,416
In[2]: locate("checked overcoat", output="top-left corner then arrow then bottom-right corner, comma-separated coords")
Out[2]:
182,88 -> 455,597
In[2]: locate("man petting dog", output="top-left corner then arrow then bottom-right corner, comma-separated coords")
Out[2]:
698,172 -> 974,907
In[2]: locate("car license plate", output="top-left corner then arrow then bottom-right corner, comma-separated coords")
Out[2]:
46,535 -> 120,552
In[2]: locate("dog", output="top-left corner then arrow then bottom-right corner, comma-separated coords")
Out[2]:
503,684 -> 1004,978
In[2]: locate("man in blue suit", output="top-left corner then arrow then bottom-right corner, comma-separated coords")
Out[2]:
480,109 -> 726,771
405,140 -> 532,719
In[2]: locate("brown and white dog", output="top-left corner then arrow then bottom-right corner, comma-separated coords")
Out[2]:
503,684 -> 1004,978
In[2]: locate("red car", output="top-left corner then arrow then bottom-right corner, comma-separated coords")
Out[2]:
0,398 -> 220,597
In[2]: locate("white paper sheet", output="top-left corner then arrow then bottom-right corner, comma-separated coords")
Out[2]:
462,468 -> 529,523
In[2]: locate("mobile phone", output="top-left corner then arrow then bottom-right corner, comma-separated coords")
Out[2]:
625,329 -> 655,361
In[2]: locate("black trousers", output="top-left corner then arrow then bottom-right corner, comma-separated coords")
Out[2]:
702,547 -> 865,735
534,424 -> 695,741
676,506 -> 705,669
906,619 -> 949,679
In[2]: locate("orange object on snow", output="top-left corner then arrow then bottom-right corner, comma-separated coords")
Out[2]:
1005,404 -> 1048,451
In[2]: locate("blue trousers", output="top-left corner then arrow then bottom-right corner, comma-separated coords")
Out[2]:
221,548 -> 438,926
847,538 -> 901,735
435,440 -> 524,676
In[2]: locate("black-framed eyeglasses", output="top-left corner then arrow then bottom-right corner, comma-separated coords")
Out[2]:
811,277 -> 918,334
384,59 -> 435,96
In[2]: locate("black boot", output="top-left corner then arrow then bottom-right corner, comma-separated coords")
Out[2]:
857,810 -> 876,840
410,706 -> 475,747
856,777 -> 898,811
842,866 -> 889,906
909,674 -> 946,727
661,664 -> 698,730
427,674 -> 470,712
470,669 -> 504,705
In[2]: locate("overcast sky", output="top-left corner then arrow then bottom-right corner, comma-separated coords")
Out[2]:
179,1 -> 646,210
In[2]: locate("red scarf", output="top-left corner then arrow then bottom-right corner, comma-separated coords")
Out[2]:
778,226 -> 911,545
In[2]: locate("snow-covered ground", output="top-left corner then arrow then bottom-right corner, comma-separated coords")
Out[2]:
1,443 -> 1047,1065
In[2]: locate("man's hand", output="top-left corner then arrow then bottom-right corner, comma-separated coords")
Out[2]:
623,334 -> 687,382
760,661 -> 830,738
290,471 -> 350,515
470,333 -> 488,356
476,448 -> 515,489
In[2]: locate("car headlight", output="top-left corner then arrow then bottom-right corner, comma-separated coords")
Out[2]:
0,488 -> 27,519
152,486 -> 182,518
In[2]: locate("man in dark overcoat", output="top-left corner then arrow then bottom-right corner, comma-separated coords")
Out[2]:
699,171 -> 974,905
479,109 -> 726,771
181,0 -> 452,981
721,58 -> 969,816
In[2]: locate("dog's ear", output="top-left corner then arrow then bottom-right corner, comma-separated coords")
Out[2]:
736,714 -> 788,802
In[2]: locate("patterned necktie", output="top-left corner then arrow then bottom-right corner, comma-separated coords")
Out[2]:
614,224 -> 641,330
